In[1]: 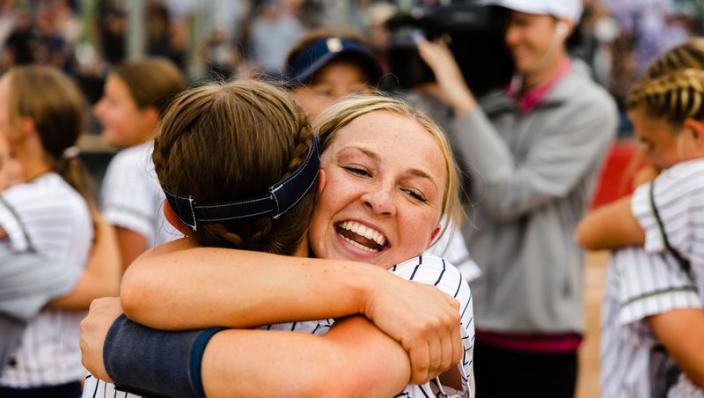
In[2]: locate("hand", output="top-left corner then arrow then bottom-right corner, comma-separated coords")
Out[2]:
362,275 -> 462,384
416,37 -> 477,116
80,297 -> 123,382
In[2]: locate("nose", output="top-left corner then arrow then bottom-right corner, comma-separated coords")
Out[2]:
361,184 -> 396,216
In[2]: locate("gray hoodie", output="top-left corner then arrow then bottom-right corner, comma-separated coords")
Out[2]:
452,60 -> 617,333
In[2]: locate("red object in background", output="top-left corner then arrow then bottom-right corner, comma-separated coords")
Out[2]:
590,139 -> 641,209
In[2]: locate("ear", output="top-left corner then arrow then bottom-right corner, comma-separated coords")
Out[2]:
684,118 -> 704,141
428,225 -> 441,246
162,199 -> 191,236
7,117 -> 35,144
141,106 -> 160,131
317,168 -> 327,195
556,20 -> 574,40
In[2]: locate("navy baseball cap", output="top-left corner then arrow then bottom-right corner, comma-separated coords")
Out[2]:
285,37 -> 383,87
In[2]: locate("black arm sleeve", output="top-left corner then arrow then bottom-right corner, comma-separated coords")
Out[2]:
104,315 -> 223,398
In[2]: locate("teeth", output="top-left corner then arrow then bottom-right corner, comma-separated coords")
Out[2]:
340,221 -> 386,247
341,235 -> 379,252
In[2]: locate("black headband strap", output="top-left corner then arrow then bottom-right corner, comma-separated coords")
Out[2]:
164,135 -> 320,231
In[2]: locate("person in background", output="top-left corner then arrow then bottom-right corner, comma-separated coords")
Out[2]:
283,28 -> 383,119
575,38 -> 704,397
0,65 -> 119,398
248,0 -> 304,77
95,57 -> 186,271
415,0 -> 618,396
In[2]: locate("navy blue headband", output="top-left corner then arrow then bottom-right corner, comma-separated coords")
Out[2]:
286,37 -> 382,85
164,135 -> 320,232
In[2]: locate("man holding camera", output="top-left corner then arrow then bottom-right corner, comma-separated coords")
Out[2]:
416,0 -> 617,396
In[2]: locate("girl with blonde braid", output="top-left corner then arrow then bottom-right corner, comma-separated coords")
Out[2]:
575,38 -> 704,397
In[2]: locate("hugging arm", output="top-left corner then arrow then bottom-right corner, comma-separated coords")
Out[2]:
49,212 -> 122,310
121,243 -> 461,382
201,316 -> 411,397
648,309 -> 704,387
574,195 -> 645,250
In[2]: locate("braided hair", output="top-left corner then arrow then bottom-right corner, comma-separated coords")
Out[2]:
645,38 -> 704,79
628,68 -> 704,126
627,37 -> 704,126
153,80 -> 316,254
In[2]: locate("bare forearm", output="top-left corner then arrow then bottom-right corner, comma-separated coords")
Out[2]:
121,247 -> 385,329
115,227 -> 147,271
649,309 -> 704,387
575,196 -> 645,251
201,317 -> 410,398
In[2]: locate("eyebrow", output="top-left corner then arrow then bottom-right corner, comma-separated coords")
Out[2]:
344,146 -> 439,187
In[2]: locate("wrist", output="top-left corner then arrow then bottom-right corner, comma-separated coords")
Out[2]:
348,263 -> 392,319
452,93 -> 476,117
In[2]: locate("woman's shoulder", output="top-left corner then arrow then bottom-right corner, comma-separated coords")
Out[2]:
0,173 -> 92,253
391,255 -> 470,298
3,172 -> 84,208
105,142 -> 155,176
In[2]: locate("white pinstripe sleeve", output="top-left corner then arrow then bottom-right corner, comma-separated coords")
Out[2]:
0,197 -> 29,251
631,160 -> 704,266
82,374 -> 135,398
612,248 -> 701,328
101,143 -> 162,243
601,248 -> 702,398
392,255 -> 475,398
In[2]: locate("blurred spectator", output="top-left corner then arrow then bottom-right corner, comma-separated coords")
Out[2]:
94,58 -> 186,270
247,0 -> 305,76
145,0 -> 186,68
612,0 -> 691,71
200,27 -> 239,80
96,1 -> 126,66
283,28 -> 382,118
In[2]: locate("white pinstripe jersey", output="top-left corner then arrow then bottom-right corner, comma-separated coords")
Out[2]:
601,159 -> 704,398
425,219 -> 481,283
0,173 -> 93,387
101,141 -> 181,248
83,255 -> 475,398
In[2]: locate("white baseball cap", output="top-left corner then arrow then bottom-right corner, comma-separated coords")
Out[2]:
481,0 -> 583,22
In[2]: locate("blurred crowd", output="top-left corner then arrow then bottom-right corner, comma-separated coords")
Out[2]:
0,0 -> 701,119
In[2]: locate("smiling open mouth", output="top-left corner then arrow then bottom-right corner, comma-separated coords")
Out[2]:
334,221 -> 388,253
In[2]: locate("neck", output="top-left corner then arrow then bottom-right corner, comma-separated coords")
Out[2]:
15,139 -> 51,182
521,51 -> 568,91
135,129 -> 156,147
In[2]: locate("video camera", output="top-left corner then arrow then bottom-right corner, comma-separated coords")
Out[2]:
385,2 -> 514,98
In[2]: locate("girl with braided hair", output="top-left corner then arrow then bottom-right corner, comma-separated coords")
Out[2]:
81,82 -> 473,397
575,38 -> 704,397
